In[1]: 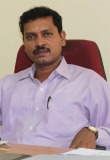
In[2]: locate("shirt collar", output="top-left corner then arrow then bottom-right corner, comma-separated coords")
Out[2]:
19,56 -> 71,81
19,64 -> 35,80
55,56 -> 71,80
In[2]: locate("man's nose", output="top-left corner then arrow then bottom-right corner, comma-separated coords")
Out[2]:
35,36 -> 45,47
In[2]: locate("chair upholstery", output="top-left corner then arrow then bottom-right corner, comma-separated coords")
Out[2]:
14,39 -> 107,80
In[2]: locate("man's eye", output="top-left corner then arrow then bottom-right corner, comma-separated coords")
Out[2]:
44,33 -> 52,37
27,35 -> 34,39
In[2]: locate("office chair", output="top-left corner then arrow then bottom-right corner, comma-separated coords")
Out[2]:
14,39 -> 107,150
14,40 -> 107,81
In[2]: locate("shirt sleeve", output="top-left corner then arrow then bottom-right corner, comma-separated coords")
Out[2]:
85,71 -> 110,150
96,128 -> 110,150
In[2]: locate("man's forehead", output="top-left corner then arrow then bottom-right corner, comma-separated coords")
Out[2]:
24,28 -> 53,35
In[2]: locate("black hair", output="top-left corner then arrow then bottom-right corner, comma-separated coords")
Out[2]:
19,6 -> 62,36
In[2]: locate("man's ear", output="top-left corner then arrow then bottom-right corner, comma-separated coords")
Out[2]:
60,30 -> 66,47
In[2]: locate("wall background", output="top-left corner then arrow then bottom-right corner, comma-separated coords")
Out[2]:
0,0 -> 110,83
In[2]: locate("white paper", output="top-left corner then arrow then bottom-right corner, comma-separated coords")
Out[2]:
62,148 -> 110,156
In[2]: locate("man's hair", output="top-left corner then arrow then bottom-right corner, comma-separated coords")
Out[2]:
19,6 -> 62,36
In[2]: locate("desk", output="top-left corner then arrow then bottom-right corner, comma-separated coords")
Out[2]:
0,143 -> 72,156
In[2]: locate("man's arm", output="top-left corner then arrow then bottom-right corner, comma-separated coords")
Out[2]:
70,71 -> 110,150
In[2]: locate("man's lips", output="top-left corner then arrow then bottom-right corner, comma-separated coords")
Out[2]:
35,50 -> 49,54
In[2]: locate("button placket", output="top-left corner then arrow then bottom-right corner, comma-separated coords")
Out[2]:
26,83 -> 47,135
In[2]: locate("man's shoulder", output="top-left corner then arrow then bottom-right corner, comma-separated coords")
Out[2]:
0,67 -> 31,86
68,64 -> 95,76
68,64 -> 105,82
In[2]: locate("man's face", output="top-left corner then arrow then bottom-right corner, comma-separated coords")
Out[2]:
23,16 -> 66,68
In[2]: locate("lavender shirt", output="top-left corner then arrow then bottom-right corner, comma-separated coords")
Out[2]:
0,57 -> 110,150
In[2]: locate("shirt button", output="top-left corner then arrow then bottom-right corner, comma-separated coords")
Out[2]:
40,88 -> 43,91
36,107 -> 39,111
29,126 -> 32,130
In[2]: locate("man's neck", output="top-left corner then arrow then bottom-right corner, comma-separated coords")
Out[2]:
34,61 -> 61,83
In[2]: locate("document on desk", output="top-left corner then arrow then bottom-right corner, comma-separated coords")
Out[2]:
62,148 -> 110,156
23,148 -> 110,160
22,155 -> 110,160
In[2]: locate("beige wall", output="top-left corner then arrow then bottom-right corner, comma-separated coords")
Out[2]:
0,0 -> 110,83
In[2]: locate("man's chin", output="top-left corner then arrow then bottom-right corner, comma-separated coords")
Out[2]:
34,56 -> 61,68
34,59 -> 52,67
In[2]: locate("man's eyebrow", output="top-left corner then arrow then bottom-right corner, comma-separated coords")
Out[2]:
42,29 -> 53,32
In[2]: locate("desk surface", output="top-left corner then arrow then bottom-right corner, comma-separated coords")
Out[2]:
0,143 -> 72,156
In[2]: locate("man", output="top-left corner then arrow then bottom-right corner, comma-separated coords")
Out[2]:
0,6 -> 110,150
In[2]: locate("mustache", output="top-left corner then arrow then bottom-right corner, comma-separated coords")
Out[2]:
33,46 -> 50,55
